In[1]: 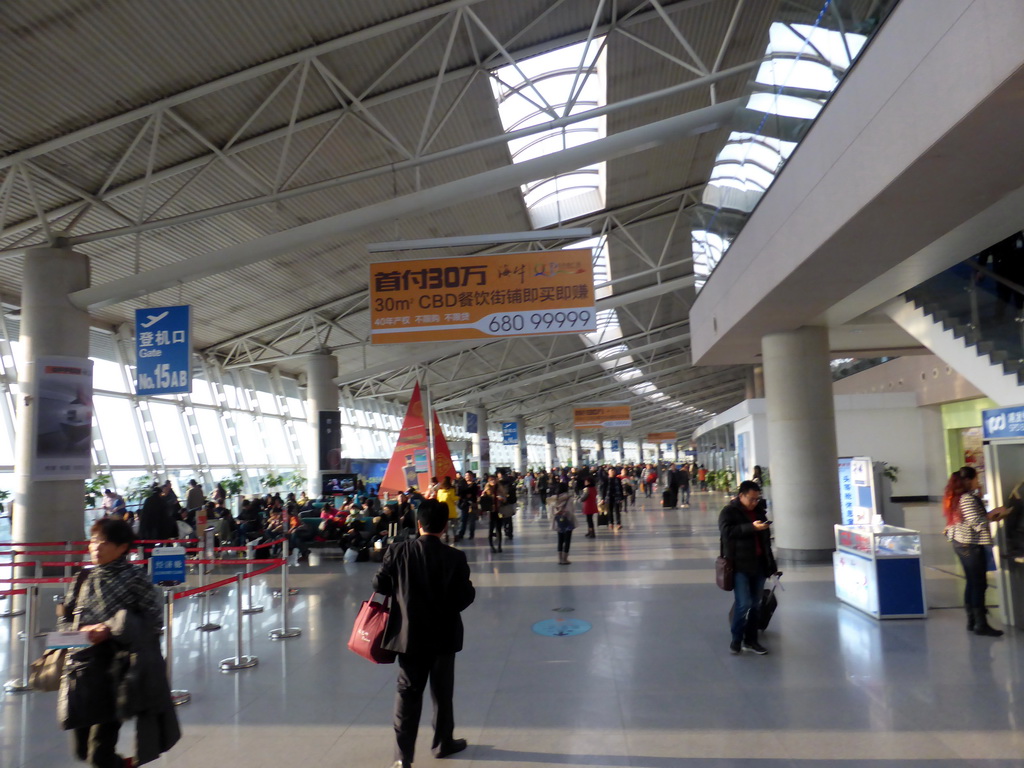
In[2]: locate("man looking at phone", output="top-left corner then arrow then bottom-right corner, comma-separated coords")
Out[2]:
718,481 -> 776,655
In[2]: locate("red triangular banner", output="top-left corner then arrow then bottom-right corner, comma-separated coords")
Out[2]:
380,383 -> 457,495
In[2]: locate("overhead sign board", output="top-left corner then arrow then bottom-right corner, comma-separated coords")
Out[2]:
982,405 -> 1024,440
502,422 -> 518,445
135,305 -> 191,395
647,432 -> 676,442
369,250 -> 596,344
573,404 -> 632,429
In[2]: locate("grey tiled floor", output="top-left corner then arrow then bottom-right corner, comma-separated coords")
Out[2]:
2,495 -> 1023,767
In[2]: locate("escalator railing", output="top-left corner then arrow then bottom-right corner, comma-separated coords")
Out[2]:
906,249 -> 1024,382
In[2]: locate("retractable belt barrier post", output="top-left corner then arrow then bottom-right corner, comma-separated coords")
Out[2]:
219,573 -> 258,671
269,541 -> 300,640
64,541 -> 74,579
4,584 -> 37,693
162,588 -> 190,706
1,550 -> 26,618
242,542 -> 264,615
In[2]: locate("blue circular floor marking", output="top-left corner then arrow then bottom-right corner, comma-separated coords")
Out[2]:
532,618 -> 592,637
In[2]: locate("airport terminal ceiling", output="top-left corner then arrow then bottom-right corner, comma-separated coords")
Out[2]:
0,0 -> 896,436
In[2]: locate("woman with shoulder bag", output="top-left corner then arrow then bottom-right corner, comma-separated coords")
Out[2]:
59,518 -> 180,767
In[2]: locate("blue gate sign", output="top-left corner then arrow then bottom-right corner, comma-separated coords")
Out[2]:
150,546 -> 187,585
135,305 -> 191,395
502,422 -> 518,445
532,618 -> 592,637
983,406 -> 1024,439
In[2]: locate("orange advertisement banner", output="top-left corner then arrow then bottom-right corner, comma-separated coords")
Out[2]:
647,432 -> 677,442
573,405 -> 632,429
370,250 -> 596,344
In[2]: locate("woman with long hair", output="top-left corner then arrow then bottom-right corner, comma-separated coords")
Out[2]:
943,466 -> 1008,636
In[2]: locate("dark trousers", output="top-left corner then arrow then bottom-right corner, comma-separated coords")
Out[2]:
607,499 -> 622,526
72,722 -> 122,768
557,531 -> 572,553
953,542 -> 988,608
731,571 -> 766,644
585,514 -> 595,535
394,652 -> 456,764
488,512 -> 503,550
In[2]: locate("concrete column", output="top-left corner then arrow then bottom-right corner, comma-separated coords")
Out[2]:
545,427 -> 556,469
471,407 -> 488,475
762,326 -> 840,563
305,354 -> 339,496
14,247 -> 92,545
571,429 -> 582,468
596,433 -> 605,464
515,417 -> 527,473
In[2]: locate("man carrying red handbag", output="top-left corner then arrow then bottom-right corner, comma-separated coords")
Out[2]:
372,500 -> 476,768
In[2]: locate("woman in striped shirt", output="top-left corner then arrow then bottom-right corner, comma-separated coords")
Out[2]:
943,466 -> 1008,636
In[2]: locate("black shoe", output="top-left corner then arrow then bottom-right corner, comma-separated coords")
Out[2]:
490,546 -> 498,553
434,739 -> 467,758
975,624 -> 1004,637
497,546 -> 503,552
729,641 -> 741,655
741,641 -> 768,655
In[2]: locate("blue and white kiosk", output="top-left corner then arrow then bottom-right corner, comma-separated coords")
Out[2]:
832,456 -> 926,619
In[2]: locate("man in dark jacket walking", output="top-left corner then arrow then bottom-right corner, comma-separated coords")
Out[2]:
373,500 -> 476,768
718,480 -> 776,655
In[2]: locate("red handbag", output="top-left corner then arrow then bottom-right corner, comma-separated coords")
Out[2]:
348,593 -> 397,664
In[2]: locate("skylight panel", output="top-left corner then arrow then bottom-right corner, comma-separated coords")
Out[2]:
491,40 -> 607,228
747,92 -> 823,120
756,58 -> 838,93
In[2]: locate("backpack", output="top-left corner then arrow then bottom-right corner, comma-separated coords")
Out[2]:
505,483 -> 517,505
555,513 -> 573,533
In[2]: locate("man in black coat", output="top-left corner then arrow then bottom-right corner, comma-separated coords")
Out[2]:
372,500 -> 476,768
718,480 -> 776,656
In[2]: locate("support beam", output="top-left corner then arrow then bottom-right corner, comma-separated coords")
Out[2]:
69,100 -> 739,310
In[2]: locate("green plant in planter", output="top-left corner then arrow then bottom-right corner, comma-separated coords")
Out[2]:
219,471 -> 246,497
721,468 -> 736,494
261,472 -> 286,492
880,463 -> 899,484
284,472 -> 307,492
124,474 -> 156,503
84,473 -> 113,507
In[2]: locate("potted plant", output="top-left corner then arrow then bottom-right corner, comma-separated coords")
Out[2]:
219,471 -> 246,512
284,472 -> 307,493
124,474 -> 156,505
84,473 -> 113,508
261,471 -> 286,493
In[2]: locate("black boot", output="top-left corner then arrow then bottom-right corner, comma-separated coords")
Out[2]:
966,606 -> 975,632
974,607 -> 1004,637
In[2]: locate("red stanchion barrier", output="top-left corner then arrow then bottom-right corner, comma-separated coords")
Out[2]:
0,576 -> 76,585
0,588 -> 26,597
4,550 -> 89,557
173,560 -> 283,600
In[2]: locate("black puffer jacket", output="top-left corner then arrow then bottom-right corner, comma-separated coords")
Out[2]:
718,498 -> 776,575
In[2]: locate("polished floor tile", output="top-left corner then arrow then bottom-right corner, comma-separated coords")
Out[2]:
2,496 -> 1022,767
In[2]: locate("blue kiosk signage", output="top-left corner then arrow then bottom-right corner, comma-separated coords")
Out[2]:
135,305 -> 191,395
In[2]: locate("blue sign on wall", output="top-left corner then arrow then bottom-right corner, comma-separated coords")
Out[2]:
983,406 -> 1024,439
135,305 -> 191,395
502,422 -> 518,445
610,439 -> 619,452
465,412 -> 478,434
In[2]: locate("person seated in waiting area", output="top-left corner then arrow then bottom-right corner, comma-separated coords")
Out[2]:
285,503 -> 313,560
236,499 -> 263,541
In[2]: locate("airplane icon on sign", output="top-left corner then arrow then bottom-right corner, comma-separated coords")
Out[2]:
140,311 -> 169,329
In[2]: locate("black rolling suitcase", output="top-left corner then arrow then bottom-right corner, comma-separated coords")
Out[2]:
662,489 -> 676,508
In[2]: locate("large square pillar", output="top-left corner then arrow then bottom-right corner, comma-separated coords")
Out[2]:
762,326 -> 840,563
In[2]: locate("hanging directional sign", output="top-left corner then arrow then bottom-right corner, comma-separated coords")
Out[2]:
502,422 -> 518,445
135,305 -> 191,395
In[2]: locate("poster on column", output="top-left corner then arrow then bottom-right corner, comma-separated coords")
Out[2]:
318,411 -> 342,472
134,305 -> 191,395
369,250 -> 596,343
33,356 -> 94,479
